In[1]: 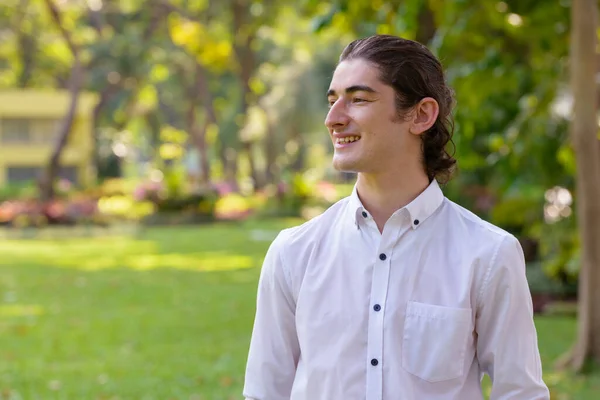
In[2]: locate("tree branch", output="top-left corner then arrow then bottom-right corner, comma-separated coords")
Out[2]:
43,0 -> 79,57
155,0 -> 199,20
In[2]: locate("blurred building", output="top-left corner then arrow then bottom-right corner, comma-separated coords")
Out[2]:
0,90 -> 97,187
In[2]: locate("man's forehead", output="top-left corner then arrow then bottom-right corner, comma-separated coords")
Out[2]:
329,59 -> 380,91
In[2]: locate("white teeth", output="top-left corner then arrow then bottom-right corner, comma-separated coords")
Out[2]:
336,136 -> 360,144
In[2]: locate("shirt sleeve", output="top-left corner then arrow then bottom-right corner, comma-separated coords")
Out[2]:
243,231 -> 300,400
475,234 -> 550,400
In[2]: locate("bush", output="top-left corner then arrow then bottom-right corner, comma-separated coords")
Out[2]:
0,181 -> 38,202
129,177 -> 219,225
0,197 -> 101,228
257,173 -> 339,218
215,193 -> 254,220
526,263 -> 569,296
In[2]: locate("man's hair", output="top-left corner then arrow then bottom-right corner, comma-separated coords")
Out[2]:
339,35 -> 457,184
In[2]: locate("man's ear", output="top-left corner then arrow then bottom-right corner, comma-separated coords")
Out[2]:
409,97 -> 439,136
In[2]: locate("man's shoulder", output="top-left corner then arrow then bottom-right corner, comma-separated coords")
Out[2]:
444,200 -> 525,294
443,199 -> 517,249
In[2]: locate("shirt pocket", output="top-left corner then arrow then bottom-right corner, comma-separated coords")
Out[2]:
402,301 -> 472,383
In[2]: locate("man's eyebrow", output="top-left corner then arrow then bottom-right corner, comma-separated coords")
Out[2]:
327,85 -> 377,97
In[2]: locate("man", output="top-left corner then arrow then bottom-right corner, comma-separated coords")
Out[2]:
243,35 -> 549,400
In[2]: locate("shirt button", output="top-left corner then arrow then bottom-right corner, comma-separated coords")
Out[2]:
414,219 -> 420,225
371,358 -> 379,366
373,304 -> 381,312
379,253 -> 386,261
362,211 -> 368,218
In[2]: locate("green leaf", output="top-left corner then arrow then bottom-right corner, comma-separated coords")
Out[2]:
150,64 -> 170,83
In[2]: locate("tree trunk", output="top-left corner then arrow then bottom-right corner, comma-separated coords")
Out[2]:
243,141 -> 261,189
91,85 -> 119,179
40,0 -> 84,201
264,120 -> 278,185
415,3 -> 437,45
186,100 -> 212,186
220,146 -> 239,191
557,0 -> 600,372
232,0 -> 259,191
145,112 -> 161,149
218,145 -> 229,181
289,125 -> 306,173
195,63 -> 217,185
198,120 -> 212,185
183,62 -> 216,186
17,32 -> 36,87
40,58 -> 83,201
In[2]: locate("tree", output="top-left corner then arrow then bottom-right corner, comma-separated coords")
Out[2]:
558,0 -> 600,372
87,1 -> 169,178
40,0 -> 84,201
185,62 -> 215,185
305,0 -> 579,267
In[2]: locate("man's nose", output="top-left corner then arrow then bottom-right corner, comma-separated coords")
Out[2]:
324,100 -> 350,131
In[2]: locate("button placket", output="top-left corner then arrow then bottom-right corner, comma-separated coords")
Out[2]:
366,234 -> 394,399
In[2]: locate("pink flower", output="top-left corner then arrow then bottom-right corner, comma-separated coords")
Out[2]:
57,179 -> 72,192
133,186 -> 147,201
212,182 -> 234,196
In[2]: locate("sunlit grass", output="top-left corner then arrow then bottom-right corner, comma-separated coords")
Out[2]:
0,217 -> 599,399
0,304 -> 44,317
0,218 -> 295,273
0,218 -> 300,399
0,236 -> 255,272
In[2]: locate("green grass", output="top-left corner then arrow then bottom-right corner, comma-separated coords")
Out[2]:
0,219 -> 599,399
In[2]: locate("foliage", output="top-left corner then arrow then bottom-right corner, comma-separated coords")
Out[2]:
307,0 -> 580,287
535,218 -> 580,287
526,262 -> 576,297
255,172 -> 339,218
214,193 -> 256,220
0,0 -> 589,286
0,182 -> 38,202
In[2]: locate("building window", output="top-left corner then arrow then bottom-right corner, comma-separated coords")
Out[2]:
1,118 -> 63,145
34,119 -> 62,144
6,166 -> 78,184
1,119 -> 32,144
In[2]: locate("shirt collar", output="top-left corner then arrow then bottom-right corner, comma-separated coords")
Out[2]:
348,179 -> 445,229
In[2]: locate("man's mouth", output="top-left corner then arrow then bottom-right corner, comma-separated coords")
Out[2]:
335,136 -> 361,145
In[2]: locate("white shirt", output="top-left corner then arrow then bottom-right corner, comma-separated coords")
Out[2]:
244,180 -> 549,400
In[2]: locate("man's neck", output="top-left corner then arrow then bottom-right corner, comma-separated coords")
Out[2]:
356,170 -> 430,233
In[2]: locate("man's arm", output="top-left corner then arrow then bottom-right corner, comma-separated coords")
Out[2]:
476,235 -> 550,400
243,231 -> 300,400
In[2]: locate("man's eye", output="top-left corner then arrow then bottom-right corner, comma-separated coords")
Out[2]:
353,98 -> 367,103
327,99 -> 336,107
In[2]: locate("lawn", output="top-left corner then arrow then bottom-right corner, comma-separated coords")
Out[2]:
0,219 -> 599,399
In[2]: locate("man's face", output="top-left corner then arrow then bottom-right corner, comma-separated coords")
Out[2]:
325,58 -> 421,174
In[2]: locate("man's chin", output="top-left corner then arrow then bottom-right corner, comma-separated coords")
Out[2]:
332,158 -> 360,173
